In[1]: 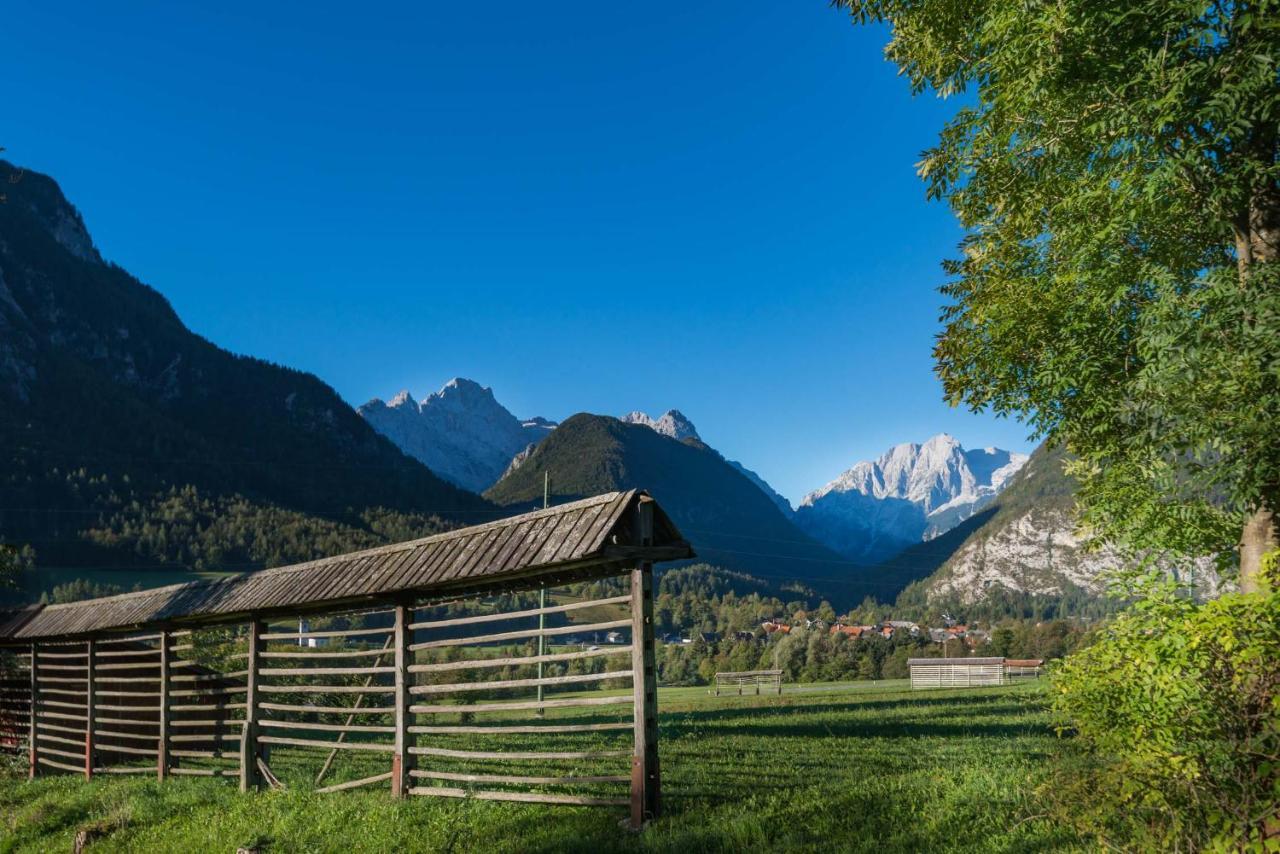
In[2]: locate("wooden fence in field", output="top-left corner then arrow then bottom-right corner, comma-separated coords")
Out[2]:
712,670 -> 783,696
0,490 -> 692,829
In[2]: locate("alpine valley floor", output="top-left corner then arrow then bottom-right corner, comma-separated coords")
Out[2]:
0,680 -> 1097,853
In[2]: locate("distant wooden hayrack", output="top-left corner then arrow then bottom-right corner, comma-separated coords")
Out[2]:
0,490 -> 692,829
712,670 -> 783,696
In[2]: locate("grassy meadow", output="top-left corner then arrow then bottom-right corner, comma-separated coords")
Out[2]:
0,680 -> 1091,853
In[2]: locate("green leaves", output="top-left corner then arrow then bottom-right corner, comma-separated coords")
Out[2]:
837,0 -> 1280,570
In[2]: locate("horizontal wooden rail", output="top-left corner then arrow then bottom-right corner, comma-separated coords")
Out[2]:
35,733 -> 82,748
257,685 -> 394,695
259,666 -> 395,677
171,733 -> 241,743
410,646 -> 630,674
259,720 -> 395,734
408,787 -> 628,806
170,767 -> 236,777
36,711 -> 87,723
40,745 -> 87,761
94,703 -> 160,713
100,744 -> 159,756
409,722 -> 631,735
95,649 -> 161,659
94,728 -> 158,742
257,735 -> 394,752
93,766 -> 154,775
30,651 -> 86,660
409,695 -> 632,715
96,662 -> 161,671
170,702 -> 247,712
410,595 -> 632,630
410,769 -> 630,786
257,702 -> 395,715
37,756 -> 84,773
259,648 -> 388,660
260,626 -> 391,641
34,722 -> 83,736
97,633 -> 163,645
408,746 -> 631,761
410,669 -> 631,695
409,619 -> 631,651
315,771 -> 393,794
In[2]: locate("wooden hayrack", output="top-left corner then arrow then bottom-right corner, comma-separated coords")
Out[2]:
711,670 -> 783,696
0,491 -> 692,829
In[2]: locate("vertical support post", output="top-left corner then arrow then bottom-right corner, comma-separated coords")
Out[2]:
240,620 -> 262,793
629,497 -> 660,829
28,642 -> 38,779
391,600 -> 412,798
536,585 -> 546,717
84,639 -> 96,779
158,631 -> 170,780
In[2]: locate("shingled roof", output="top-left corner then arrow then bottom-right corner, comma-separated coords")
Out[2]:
3,490 -> 691,642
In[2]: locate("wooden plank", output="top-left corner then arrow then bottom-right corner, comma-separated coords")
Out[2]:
259,648 -> 389,660
258,666 -> 395,677
95,743 -> 159,756
241,620 -> 261,793
410,769 -> 630,786
94,766 -> 156,775
392,601 -> 411,798
409,645 -> 630,674
409,669 -> 631,695
259,626 -> 392,641
629,503 -> 661,829
409,722 -> 631,735
408,746 -> 630,761
257,736 -> 394,752
408,594 -> 631,630
258,685 -> 395,695
35,732 -> 84,748
408,618 -> 631,651
36,756 -> 83,774
408,787 -> 628,807
259,720 -> 395,734
170,767 -> 235,777
259,702 -> 395,715
316,771 -> 393,794
157,630 -> 170,781
409,695 -> 631,715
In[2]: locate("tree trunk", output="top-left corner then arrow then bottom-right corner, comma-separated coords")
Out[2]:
1239,507 -> 1277,594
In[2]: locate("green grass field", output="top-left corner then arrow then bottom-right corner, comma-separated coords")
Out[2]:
0,680 -> 1089,853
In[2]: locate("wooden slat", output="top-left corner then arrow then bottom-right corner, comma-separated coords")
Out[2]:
259,626 -> 391,641
93,766 -> 155,775
259,648 -> 389,660
410,769 -> 629,786
409,594 -> 631,630
408,787 -> 628,807
258,666 -> 395,677
315,771 -> 393,794
170,767 -> 235,777
257,685 -> 395,695
36,756 -> 83,773
410,645 -> 630,674
409,722 -> 631,735
408,746 -> 630,761
257,736 -> 394,752
409,669 -> 631,695
259,719 -> 395,734
408,618 -> 631,651
258,702 -> 395,715
410,695 -> 632,715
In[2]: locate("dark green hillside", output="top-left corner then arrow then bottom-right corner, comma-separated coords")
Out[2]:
0,161 -> 494,592
486,414 -> 877,603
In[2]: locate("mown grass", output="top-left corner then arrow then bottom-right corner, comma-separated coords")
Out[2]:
0,680 -> 1089,853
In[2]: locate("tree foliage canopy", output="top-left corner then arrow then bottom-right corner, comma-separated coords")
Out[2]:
838,0 -> 1280,572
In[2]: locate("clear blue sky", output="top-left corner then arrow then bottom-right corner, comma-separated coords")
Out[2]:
3,1 -> 1032,504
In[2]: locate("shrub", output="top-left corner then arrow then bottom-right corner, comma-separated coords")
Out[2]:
1049,562 -> 1280,851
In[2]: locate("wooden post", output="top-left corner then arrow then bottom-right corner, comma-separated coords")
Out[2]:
158,631 -> 170,780
629,497 -> 660,829
28,642 -> 38,779
391,601 -> 412,798
84,639 -> 95,779
240,620 -> 262,792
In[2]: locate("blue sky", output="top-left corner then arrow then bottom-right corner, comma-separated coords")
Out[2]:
3,1 -> 1031,503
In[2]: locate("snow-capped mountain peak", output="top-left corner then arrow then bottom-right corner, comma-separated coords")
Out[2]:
795,434 -> 1029,564
621,409 -> 701,442
358,378 -> 555,493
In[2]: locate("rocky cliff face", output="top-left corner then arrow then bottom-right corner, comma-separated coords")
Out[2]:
358,379 -> 555,493
895,445 -> 1223,605
794,434 -> 1027,564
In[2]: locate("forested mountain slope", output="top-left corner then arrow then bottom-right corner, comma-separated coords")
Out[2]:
0,161 -> 493,589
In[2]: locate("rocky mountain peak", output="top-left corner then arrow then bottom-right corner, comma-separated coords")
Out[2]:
621,409 -> 701,442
